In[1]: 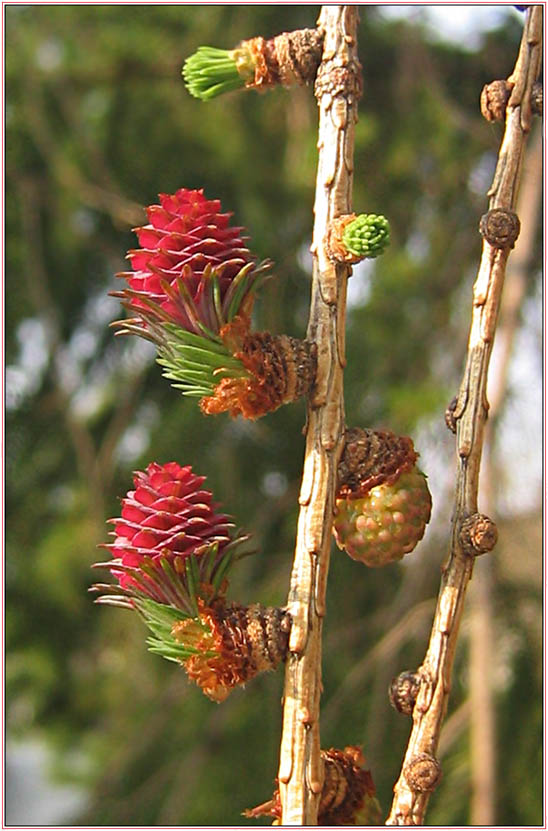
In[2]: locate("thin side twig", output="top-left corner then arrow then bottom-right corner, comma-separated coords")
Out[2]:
387,7 -> 542,825
468,119 -> 542,824
277,5 -> 361,824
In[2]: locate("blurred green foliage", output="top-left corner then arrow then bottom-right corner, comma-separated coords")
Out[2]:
6,5 -> 542,826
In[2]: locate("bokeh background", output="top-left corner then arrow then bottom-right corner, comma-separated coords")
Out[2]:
5,4 -> 542,826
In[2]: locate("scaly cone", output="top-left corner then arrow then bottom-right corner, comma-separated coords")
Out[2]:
334,428 -> 432,567
91,461 -> 290,701
112,187 -> 315,418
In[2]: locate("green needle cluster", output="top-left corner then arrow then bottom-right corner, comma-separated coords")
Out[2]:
343,213 -> 391,259
183,46 -> 252,101
157,325 -> 250,398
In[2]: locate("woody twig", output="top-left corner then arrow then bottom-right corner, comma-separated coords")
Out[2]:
386,7 -> 542,825
277,5 -> 361,824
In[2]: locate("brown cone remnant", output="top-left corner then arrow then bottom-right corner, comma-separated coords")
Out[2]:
328,214 -> 361,263
459,513 -> 498,556
244,28 -> 324,90
389,670 -> 421,716
245,745 -> 379,825
479,208 -> 521,249
403,753 -> 442,793
481,78 -> 542,121
172,600 -> 291,702
201,324 -> 317,419
337,427 -> 418,499
480,79 -> 511,122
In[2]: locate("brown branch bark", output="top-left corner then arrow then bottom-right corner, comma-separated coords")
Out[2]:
469,120 -> 542,825
386,7 -> 542,825
277,5 -> 360,824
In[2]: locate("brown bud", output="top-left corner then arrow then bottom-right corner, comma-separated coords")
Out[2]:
479,208 -> 520,249
480,79 -> 511,122
337,427 -> 418,499
459,513 -> 498,556
389,670 -> 421,716
403,753 -> 442,793
445,396 -> 458,434
531,81 -> 543,116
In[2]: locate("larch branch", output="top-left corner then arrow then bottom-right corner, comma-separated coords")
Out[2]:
278,5 -> 360,825
386,6 -> 542,825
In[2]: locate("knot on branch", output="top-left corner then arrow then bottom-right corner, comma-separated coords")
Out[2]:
479,208 -> 521,249
480,79 -> 542,122
459,513 -> 498,556
314,59 -> 363,102
480,79 -> 511,122
389,670 -> 420,716
444,396 -> 458,433
531,81 -> 543,116
403,753 -> 442,793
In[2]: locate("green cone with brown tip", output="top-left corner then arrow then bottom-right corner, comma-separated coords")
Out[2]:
334,428 -> 432,567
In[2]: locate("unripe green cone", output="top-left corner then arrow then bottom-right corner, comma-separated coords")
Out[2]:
333,466 -> 431,567
342,213 -> 390,259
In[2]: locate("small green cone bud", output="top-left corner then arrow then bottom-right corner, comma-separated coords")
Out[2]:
343,213 -> 390,259
183,46 -> 253,100
333,466 -> 431,567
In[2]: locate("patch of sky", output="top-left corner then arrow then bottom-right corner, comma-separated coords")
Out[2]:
377,5 -> 521,51
113,401 -> 160,465
6,318 -> 52,410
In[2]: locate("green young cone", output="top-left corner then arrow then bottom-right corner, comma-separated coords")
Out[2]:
343,213 -> 390,259
333,466 -> 432,567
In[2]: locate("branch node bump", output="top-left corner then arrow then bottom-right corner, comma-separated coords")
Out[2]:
389,670 -> 421,716
480,79 -> 511,122
403,753 -> 442,793
480,78 -> 542,122
459,513 -> 498,556
479,208 -> 520,249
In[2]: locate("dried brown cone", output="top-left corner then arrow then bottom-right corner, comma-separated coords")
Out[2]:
245,745 -> 382,825
200,319 -> 317,418
172,599 -> 291,702
337,427 -> 418,499
479,208 -> 521,249
389,670 -> 421,716
459,513 -> 498,556
480,79 -> 511,121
